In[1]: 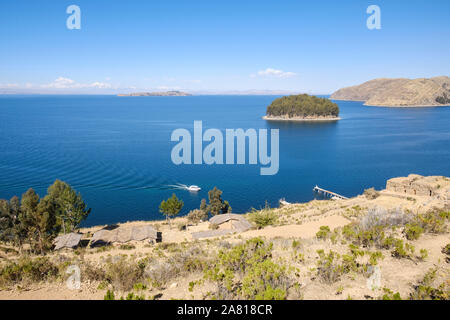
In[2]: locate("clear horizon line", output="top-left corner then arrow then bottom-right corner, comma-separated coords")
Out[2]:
0,91 -> 333,96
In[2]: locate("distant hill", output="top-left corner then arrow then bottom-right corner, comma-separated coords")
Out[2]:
330,76 -> 450,107
118,91 -> 192,97
264,94 -> 340,121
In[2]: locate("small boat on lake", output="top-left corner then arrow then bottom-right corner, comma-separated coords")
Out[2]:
187,185 -> 201,192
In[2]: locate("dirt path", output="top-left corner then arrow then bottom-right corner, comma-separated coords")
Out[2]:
239,215 -> 350,239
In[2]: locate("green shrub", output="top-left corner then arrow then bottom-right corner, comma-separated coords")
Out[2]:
122,292 -> 145,300
316,250 -> 344,284
363,188 -> 380,200
0,257 -> 59,286
119,244 -> 135,250
248,209 -> 277,229
97,281 -> 108,290
104,289 -> 115,300
391,239 -> 414,259
410,268 -> 449,300
442,243 -> 450,262
404,223 -> 424,240
82,261 -> 107,282
419,249 -> 428,261
292,240 -> 301,249
415,210 -> 449,234
241,259 -> 288,300
380,288 -> 402,300
146,246 -> 209,289
133,282 -> 147,291
316,226 -> 331,240
411,284 -> 448,300
205,238 -> 291,300
187,209 -> 208,224
0,246 -> 18,255
188,281 -> 196,292
442,243 -> 450,255
342,224 -> 386,248
368,251 -> 384,265
105,256 -> 146,292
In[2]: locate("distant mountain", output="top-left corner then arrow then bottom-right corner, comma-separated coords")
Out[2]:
330,76 -> 450,107
117,91 -> 192,97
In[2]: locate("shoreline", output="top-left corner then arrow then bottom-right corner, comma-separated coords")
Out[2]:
331,98 -> 450,107
263,115 -> 341,121
364,103 -> 450,107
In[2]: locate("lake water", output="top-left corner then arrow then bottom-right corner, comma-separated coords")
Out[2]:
0,95 -> 449,227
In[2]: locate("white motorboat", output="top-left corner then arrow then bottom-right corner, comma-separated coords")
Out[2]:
187,185 -> 201,192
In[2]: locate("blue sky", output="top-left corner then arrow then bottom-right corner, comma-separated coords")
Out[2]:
1,0 -> 449,94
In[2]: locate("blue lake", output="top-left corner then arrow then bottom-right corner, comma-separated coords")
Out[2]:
0,95 -> 449,226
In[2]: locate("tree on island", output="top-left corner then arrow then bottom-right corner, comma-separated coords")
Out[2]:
266,94 -> 339,118
159,193 -> 184,226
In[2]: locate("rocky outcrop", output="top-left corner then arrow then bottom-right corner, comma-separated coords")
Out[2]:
386,174 -> 450,200
331,76 -> 450,107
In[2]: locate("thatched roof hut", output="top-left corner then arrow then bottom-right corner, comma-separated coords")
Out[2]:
53,233 -> 83,250
91,225 -> 160,246
209,213 -> 253,232
191,214 -> 253,240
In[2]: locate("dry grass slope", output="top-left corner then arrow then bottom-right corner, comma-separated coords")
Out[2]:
331,76 -> 450,107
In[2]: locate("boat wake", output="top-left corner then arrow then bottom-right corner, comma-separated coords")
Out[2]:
167,183 -> 201,192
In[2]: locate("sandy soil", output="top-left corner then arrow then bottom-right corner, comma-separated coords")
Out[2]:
239,215 -> 350,239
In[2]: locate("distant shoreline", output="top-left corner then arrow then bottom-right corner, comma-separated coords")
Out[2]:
117,91 -> 192,97
263,115 -> 341,121
364,103 -> 450,107
331,98 -> 450,107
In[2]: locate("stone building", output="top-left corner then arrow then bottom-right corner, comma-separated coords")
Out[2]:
386,174 -> 450,199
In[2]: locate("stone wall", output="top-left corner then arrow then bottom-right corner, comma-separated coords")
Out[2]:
386,174 -> 450,200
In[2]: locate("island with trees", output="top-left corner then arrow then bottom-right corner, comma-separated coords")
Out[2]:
264,94 -> 340,121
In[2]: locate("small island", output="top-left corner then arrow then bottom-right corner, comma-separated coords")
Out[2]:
117,90 -> 192,97
264,94 -> 340,121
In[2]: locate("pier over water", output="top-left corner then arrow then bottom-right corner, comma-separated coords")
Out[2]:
313,185 -> 348,200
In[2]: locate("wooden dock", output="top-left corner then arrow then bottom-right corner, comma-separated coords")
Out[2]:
313,185 -> 348,200
279,198 -> 291,206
